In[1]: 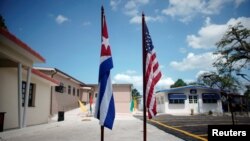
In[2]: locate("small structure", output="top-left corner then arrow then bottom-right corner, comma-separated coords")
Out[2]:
155,86 -> 223,115
88,84 -> 133,113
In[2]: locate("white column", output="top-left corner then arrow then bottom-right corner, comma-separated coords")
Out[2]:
22,67 -> 31,128
17,63 -> 22,128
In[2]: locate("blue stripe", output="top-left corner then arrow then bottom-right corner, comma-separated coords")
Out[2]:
103,95 -> 115,129
96,71 -> 110,119
95,56 -> 115,129
99,57 -> 113,82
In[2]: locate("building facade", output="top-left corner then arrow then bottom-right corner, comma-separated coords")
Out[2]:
34,67 -> 88,115
156,86 -> 223,115
0,28 -> 59,130
88,84 -> 133,113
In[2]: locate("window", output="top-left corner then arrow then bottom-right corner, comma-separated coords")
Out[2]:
73,87 -> 75,96
189,95 -> 198,103
22,81 -> 35,107
168,93 -> 186,104
77,89 -> 79,97
169,99 -> 185,104
202,93 -> 220,103
203,99 -> 217,103
68,85 -> 71,94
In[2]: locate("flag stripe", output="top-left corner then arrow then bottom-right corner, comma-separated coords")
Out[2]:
144,20 -> 162,119
99,74 -> 113,124
94,8 -> 115,130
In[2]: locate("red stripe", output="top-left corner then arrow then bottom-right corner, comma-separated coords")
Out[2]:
153,62 -> 159,72
145,56 -> 153,84
145,51 -> 162,119
151,53 -> 156,61
102,15 -> 108,39
146,81 -> 154,107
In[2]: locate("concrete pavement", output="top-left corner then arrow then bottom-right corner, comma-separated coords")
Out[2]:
0,108 -> 183,141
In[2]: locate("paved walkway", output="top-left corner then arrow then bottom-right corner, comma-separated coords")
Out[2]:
0,108 -> 183,141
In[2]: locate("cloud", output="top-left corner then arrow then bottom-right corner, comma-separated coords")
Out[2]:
235,0 -> 246,7
162,0 -> 245,23
179,47 -> 187,54
129,15 -> 164,24
187,17 -> 250,49
113,70 -> 174,93
110,0 -> 122,11
55,14 -> 69,24
157,76 -> 175,89
113,73 -> 142,86
121,0 -> 163,24
170,52 -> 219,71
195,70 -> 211,78
82,21 -> 91,26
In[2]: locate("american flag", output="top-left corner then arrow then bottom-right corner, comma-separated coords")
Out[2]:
94,8 -> 115,130
144,21 -> 162,119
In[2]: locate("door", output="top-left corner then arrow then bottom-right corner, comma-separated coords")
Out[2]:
189,95 -> 198,114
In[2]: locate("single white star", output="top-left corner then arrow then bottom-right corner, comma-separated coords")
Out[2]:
102,37 -> 109,48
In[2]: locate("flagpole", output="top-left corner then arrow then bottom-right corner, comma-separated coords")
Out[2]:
101,5 -> 104,141
142,13 -> 147,141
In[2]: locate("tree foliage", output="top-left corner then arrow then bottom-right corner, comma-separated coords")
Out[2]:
213,22 -> 250,74
197,71 -> 240,93
131,88 -> 141,100
170,79 -> 187,88
0,15 -> 8,29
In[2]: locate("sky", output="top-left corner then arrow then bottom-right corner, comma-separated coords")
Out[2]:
1,0 -> 250,93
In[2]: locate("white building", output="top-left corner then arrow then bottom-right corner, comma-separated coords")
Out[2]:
155,86 -> 223,115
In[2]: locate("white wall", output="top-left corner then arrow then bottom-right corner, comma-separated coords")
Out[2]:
0,68 -> 19,129
156,87 -> 223,116
0,68 -> 52,129
51,74 -> 81,115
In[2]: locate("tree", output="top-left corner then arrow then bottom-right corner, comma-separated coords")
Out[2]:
0,15 -> 8,29
197,71 -> 240,93
243,85 -> 250,111
170,79 -> 187,88
131,88 -> 141,100
213,22 -> 250,75
244,85 -> 250,101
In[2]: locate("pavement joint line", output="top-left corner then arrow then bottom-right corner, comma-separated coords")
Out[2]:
150,119 -> 208,141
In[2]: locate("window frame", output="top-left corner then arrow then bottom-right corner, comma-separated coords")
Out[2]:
189,95 -> 198,104
73,87 -> 75,96
68,85 -> 71,95
22,81 -> 35,107
202,93 -> 219,104
168,93 -> 186,104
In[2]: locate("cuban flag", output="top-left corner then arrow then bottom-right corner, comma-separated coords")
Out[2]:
94,9 -> 115,130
